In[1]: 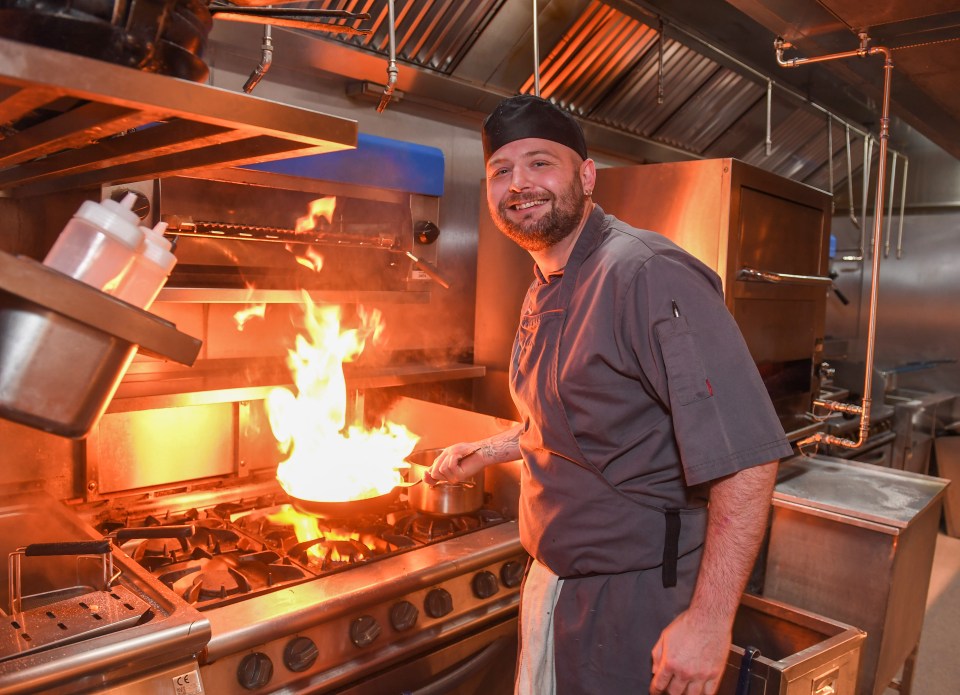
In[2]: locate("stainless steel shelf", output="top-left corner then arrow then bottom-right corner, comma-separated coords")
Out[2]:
155,288 -> 431,305
0,252 -> 201,364
0,38 -> 357,197
107,362 -> 487,412
0,251 -> 203,437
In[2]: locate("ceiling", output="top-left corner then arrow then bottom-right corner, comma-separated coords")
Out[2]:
209,0 -> 960,201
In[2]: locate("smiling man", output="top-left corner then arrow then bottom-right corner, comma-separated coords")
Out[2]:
428,95 -> 792,695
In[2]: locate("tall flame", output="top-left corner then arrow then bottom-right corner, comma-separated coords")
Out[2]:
296,196 -> 337,233
268,292 -> 418,503
234,303 -> 266,331
293,246 -> 324,272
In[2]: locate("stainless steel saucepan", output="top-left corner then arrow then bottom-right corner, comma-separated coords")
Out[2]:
404,448 -> 484,516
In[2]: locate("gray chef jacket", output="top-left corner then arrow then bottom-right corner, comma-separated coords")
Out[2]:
508,205 -> 792,692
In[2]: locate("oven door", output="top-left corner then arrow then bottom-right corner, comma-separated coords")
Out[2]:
330,616 -> 518,695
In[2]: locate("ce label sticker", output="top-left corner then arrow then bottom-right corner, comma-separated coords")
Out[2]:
172,669 -> 203,695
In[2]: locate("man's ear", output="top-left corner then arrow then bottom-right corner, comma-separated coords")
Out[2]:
581,158 -> 597,197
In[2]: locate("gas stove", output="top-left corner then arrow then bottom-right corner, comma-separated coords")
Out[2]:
71,474 -> 524,694
0,398 -> 526,694
83,481 -> 517,612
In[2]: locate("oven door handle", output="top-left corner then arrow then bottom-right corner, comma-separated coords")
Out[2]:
737,267 -> 833,286
401,635 -> 511,695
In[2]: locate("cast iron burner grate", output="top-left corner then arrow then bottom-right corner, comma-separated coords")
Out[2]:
93,496 -> 508,609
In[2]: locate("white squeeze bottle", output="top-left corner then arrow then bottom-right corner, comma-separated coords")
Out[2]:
114,221 -> 177,309
44,192 -> 144,293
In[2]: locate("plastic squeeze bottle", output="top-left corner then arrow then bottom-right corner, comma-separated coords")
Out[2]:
43,192 -> 144,293
113,221 -> 177,309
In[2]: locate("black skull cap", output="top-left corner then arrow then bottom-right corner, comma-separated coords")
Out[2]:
482,94 -> 588,162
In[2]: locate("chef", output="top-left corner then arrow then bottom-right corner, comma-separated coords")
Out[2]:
428,94 -> 792,695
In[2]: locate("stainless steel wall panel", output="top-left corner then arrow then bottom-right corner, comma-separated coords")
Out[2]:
94,404 -> 236,493
826,209 -> 960,395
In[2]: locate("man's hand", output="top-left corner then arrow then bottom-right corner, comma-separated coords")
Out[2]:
425,423 -> 523,484
427,442 -> 488,484
649,460 -> 778,695
650,607 -> 729,695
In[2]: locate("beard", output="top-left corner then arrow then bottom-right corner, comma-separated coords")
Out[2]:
491,174 -> 586,252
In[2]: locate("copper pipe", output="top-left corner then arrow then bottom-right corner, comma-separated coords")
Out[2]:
776,35 -> 894,453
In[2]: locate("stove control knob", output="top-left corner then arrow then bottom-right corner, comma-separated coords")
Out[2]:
237,652 -> 273,690
390,600 -> 419,632
501,560 -> 526,588
424,587 -> 454,619
350,614 -> 381,648
283,636 -> 318,672
472,570 -> 500,599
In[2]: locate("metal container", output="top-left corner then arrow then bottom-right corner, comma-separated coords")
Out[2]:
0,252 -> 201,438
718,594 -> 865,694
764,455 -> 948,695
405,448 -> 485,516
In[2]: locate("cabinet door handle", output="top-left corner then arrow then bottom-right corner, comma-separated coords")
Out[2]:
738,267 -> 833,286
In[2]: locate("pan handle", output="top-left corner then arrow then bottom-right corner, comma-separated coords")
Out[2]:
405,251 -> 451,289
9,541 -> 116,614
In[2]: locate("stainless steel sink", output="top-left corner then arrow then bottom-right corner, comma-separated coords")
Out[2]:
719,594 -> 865,695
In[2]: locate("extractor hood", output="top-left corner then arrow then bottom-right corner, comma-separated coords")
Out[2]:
0,37 -> 358,197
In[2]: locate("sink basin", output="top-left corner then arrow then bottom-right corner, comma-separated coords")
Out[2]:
718,594 -> 865,694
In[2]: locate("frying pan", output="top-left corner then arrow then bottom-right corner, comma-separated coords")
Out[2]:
284,447 -> 483,518
288,485 -> 402,517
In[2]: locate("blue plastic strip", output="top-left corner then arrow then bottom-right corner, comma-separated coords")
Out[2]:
243,133 -> 445,196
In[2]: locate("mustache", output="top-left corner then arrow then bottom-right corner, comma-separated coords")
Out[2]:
501,192 -> 553,209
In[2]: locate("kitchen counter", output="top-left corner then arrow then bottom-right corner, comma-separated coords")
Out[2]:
773,453 -> 948,528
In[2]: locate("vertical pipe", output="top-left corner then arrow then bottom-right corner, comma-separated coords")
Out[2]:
376,0 -> 398,113
861,135 -> 873,255
532,0 -> 541,96
897,158 -> 909,259
859,49 -> 895,444
845,124 -> 860,235
657,19 -> 665,105
765,80 -> 773,156
884,152 -> 897,257
827,114 -> 835,214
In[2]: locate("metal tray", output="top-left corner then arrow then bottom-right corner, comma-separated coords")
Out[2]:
0,251 -> 202,437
